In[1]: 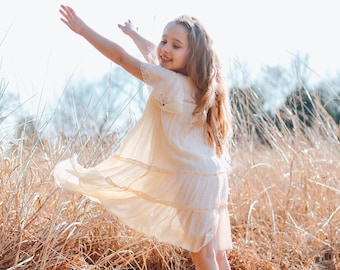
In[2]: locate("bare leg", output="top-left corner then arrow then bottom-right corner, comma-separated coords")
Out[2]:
190,242 -> 218,270
216,250 -> 231,270
190,240 -> 231,270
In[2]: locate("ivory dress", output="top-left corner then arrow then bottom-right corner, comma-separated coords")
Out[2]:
53,63 -> 232,252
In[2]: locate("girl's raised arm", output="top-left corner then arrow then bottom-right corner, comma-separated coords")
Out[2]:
59,5 -> 144,81
118,21 -> 158,65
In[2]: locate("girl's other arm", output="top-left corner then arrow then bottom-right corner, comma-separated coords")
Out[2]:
118,20 -> 158,65
59,5 -> 144,81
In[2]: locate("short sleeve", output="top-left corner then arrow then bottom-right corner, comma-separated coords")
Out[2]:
140,63 -> 184,113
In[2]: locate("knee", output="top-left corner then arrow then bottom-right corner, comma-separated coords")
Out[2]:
190,245 -> 214,263
190,248 -> 217,270
191,244 -> 216,260
216,250 -> 227,263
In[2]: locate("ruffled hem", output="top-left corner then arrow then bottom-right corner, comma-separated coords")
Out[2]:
53,155 -> 232,252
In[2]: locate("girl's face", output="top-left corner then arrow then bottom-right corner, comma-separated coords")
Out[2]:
157,22 -> 190,75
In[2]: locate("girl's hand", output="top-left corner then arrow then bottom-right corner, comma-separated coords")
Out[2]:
59,5 -> 87,35
118,20 -> 138,37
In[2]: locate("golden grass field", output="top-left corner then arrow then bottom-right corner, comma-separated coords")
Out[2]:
0,88 -> 339,269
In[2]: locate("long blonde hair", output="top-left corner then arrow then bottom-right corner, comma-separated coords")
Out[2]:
175,15 -> 232,157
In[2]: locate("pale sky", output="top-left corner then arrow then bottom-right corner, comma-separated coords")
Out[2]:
1,0 -> 339,112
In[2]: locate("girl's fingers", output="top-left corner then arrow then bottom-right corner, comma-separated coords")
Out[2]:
67,6 -> 77,17
60,5 -> 75,19
59,9 -> 67,18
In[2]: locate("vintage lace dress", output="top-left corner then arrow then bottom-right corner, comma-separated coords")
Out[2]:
53,63 -> 232,252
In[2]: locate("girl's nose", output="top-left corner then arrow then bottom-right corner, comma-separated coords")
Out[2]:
162,43 -> 170,53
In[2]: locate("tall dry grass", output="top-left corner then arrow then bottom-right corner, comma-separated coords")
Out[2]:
0,84 -> 339,269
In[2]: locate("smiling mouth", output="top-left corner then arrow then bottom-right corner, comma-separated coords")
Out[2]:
160,55 -> 172,63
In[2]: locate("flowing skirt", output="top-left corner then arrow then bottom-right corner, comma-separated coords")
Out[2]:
54,99 -> 232,252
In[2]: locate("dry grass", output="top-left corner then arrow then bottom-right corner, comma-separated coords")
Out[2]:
230,134 -> 340,269
0,89 -> 339,269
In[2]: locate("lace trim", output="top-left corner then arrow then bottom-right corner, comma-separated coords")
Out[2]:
140,63 -> 183,113
150,95 -> 182,113
140,62 -> 155,86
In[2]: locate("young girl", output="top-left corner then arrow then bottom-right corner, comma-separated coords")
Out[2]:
55,5 -> 233,269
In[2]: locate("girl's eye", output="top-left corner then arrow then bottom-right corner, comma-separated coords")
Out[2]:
160,40 -> 167,44
173,45 -> 180,49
